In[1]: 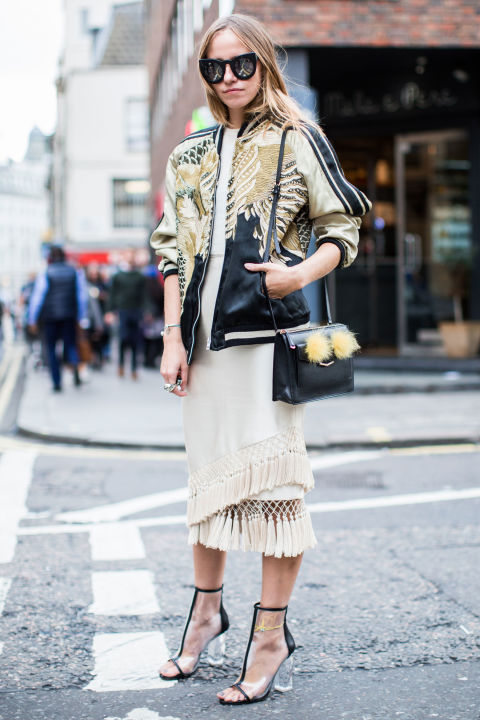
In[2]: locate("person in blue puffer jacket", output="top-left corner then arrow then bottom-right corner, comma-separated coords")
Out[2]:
28,245 -> 88,392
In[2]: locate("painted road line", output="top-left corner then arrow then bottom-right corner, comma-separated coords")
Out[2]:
307,486 -> 480,514
61,454 -> 384,526
0,435 -> 187,462
0,346 -> 13,386
0,346 -> 24,420
0,450 -> 36,563
85,632 -> 175,691
17,514 -> 188,536
105,711 -> 181,720
89,571 -> 160,616
0,577 -> 12,614
309,450 -> 383,472
366,426 -> 392,443
392,443 -> 478,456
17,484 -> 480,537
57,487 -> 189,524
90,523 -> 146,561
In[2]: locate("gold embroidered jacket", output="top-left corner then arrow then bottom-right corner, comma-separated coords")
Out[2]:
150,115 -> 371,363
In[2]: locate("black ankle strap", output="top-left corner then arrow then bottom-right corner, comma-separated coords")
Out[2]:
255,601 -> 288,612
195,585 -> 223,593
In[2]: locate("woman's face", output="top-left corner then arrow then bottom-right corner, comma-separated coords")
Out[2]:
206,29 -> 261,125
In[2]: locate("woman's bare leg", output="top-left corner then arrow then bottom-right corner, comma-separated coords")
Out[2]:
217,553 -> 303,701
160,543 -> 227,678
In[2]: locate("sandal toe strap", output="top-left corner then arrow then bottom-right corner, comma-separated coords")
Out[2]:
169,657 -> 185,678
232,682 -> 251,702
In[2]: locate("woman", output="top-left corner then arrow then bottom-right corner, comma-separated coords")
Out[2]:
150,13 -> 370,705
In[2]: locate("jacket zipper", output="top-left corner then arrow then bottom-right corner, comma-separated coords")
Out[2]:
187,143 -> 222,363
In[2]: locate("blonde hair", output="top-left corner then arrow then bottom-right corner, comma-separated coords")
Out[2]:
198,14 -> 313,130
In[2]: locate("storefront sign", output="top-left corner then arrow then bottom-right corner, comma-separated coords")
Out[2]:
324,81 -> 459,120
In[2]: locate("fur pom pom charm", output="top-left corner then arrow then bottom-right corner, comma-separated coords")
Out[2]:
330,328 -> 360,359
305,331 -> 332,363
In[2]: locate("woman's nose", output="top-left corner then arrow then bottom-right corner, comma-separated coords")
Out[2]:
223,63 -> 235,82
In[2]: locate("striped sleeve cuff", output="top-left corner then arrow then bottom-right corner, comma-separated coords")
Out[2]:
316,238 -> 346,268
159,258 -> 178,279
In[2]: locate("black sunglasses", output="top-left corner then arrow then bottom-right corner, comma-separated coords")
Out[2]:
199,52 -> 257,84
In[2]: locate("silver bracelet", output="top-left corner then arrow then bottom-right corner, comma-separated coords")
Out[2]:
161,323 -> 181,337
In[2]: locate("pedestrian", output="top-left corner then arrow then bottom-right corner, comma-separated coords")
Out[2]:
105,250 -> 146,380
142,263 -> 164,369
85,264 -> 110,369
150,14 -> 371,705
28,246 -> 88,392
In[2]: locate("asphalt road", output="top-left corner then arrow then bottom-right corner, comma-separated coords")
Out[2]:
0,435 -> 479,720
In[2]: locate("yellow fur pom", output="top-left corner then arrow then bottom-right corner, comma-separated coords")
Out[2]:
330,329 -> 360,359
305,331 -> 332,363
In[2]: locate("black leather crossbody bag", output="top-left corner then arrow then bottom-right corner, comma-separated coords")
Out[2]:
261,129 -> 359,405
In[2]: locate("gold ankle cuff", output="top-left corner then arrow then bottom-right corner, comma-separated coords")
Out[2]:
254,619 -> 283,632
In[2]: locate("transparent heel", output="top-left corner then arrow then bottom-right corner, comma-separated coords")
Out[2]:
207,633 -> 226,667
273,654 -> 294,693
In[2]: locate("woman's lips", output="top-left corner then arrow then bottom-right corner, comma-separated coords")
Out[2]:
224,88 -> 242,94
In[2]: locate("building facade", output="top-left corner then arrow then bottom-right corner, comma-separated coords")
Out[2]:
146,0 -> 480,356
0,128 -> 50,303
54,0 -> 150,265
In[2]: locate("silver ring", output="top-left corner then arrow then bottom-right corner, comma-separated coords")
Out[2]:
163,383 -> 176,392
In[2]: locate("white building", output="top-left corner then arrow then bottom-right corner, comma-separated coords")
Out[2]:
0,128 -> 50,303
54,0 -> 149,261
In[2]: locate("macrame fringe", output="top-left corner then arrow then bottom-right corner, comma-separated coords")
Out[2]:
187,426 -> 314,526
188,507 -> 317,558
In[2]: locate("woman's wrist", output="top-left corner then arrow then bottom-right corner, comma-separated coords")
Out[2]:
162,322 -> 181,337
290,263 -> 308,291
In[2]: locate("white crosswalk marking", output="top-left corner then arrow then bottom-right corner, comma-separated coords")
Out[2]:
57,487 -> 189,524
0,450 -> 36,563
85,632 -> 175,691
104,710 -> 181,720
89,571 -> 160,616
90,523 -> 146,560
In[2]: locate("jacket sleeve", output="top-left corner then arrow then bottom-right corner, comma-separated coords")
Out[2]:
150,150 -> 178,279
76,269 -> 89,322
28,271 -> 48,325
291,126 -> 372,268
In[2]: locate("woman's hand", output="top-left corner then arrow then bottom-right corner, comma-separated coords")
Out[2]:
160,329 -> 188,397
244,244 -> 342,298
244,261 -> 302,299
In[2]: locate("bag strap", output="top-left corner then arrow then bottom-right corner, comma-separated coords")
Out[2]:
261,129 -> 333,331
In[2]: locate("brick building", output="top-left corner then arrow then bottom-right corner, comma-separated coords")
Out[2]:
146,0 -> 480,356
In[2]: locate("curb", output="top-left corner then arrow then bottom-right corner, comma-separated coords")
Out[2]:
353,382 -> 480,394
16,424 -> 479,453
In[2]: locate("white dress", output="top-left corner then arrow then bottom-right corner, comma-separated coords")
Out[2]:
182,127 -> 316,557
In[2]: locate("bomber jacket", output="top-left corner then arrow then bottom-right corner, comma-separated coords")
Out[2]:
150,114 -> 371,364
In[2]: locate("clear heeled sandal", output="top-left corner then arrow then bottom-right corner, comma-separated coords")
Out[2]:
159,585 -> 229,681
218,602 -> 295,705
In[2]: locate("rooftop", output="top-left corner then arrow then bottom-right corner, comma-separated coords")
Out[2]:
97,2 -> 145,67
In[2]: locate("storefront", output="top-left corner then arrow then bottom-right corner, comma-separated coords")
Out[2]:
309,47 -> 480,355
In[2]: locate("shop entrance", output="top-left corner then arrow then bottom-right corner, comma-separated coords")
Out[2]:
395,129 -> 471,354
332,129 -> 472,355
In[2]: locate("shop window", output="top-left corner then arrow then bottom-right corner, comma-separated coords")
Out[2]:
126,99 -> 149,153
112,179 -> 150,228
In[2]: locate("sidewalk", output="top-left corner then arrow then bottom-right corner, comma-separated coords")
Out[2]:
16,355 -> 480,449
